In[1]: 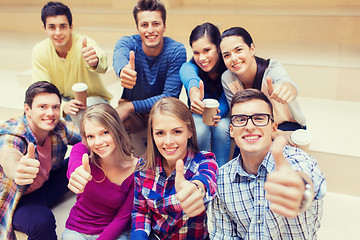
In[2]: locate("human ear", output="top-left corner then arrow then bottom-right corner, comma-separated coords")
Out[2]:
229,124 -> 234,138
24,104 -> 31,115
250,43 -> 255,56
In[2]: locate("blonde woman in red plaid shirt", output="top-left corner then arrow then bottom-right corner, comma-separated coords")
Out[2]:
131,97 -> 218,240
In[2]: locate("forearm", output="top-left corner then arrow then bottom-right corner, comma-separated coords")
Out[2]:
113,37 -> 133,77
180,60 -> 200,92
0,148 -> 22,180
67,143 -> 88,178
190,153 -> 218,202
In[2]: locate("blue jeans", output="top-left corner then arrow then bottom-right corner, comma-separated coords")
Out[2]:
193,114 -> 231,167
62,228 -> 131,240
12,159 -> 70,240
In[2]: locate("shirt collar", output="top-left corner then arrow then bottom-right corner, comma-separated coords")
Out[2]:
231,150 -> 275,183
155,151 -> 194,178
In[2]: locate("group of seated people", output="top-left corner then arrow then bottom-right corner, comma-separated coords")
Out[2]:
0,0 -> 327,239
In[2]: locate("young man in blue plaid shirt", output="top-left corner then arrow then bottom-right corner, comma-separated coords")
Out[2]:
0,81 -> 81,239
211,89 -> 326,239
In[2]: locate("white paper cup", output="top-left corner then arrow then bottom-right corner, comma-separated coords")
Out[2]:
72,83 -> 88,106
202,99 -> 219,126
291,129 -> 312,152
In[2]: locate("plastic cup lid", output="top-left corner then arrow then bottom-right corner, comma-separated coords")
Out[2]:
203,98 -> 219,108
291,129 -> 312,145
72,83 -> 88,92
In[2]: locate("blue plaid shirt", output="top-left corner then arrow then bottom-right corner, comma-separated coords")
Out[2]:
211,145 -> 326,240
0,116 -> 81,239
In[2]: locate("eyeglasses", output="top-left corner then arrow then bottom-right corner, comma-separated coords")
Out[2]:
231,113 -> 274,127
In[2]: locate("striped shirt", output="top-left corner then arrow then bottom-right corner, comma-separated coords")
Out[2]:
131,151 -> 218,240
0,116 -> 81,239
211,146 -> 327,240
113,35 -> 186,113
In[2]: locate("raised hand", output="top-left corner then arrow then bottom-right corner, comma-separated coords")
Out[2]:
264,136 -> 306,218
63,99 -> 86,116
266,77 -> 296,104
81,37 -> 99,67
119,51 -> 137,89
189,80 -> 205,115
175,159 -> 205,217
15,143 -> 40,185
68,154 -> 92,194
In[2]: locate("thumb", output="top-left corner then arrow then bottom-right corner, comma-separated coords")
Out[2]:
82,37 -> 87,49
129,51 -> 135,70
266,76 -> 274,95
271,135 -> 291,171
199,80 -> 204,101
82,153 -> 91,173
175,159 -> 186,191
27,142 -> 35,159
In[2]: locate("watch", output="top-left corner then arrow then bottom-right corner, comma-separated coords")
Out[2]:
192,181 -> 205,198
299,177 -> 314,212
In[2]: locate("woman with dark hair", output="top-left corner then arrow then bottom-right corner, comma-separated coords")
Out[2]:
180,22 -> 230,167
220,27 -> 306,145
132,97 -> 218,240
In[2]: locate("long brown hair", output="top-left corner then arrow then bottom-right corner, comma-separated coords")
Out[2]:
140,97 -> 199,171
80,103 -> 134,166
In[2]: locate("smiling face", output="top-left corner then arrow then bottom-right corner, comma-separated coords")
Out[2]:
220,35 -> 256,78
136,10 -> 166,57
44,15 -> 73,53
25,93 -> 61,138
230,99 -> 276,159
84,119 -> 116,161
191,36 -> 220,73
152,113 -> 192,166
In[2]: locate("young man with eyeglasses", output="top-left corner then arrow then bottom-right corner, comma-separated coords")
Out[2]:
210,89 -> 326,239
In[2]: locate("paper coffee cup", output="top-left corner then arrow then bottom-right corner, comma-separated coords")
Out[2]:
202,99 -> 219,126
291,129 -> 312,152
72,83 -> 88,106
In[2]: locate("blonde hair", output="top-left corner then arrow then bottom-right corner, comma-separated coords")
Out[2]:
80,103 -> 134,166
140,97 -> 199,171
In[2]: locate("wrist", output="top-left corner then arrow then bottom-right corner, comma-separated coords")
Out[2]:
192,181 -> 205,198
299,176 -> 314,212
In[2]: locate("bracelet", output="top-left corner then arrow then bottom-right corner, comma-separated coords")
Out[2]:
192,182 -> 205,198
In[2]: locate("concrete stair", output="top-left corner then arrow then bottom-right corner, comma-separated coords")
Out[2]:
0,0 -> 359,239
0,0 -> 359,196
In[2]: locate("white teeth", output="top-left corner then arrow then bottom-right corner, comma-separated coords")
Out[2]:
244,136 -> 259,140
147,36 -> 156,39
165,147 -> 176,152
233,62 -> 242,68
97,146 -> 107,151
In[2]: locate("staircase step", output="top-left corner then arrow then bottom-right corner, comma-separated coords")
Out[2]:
299,97 -> 360,196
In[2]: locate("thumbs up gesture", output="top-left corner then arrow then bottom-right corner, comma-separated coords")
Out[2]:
175,159 -> 205,217
189,80 -> 206,115
264,136 -> 307,218
266,77 -> 296,104
15,143 -> 40,185
68,154 -> 92,194
119,51 -> 137,89
81,37 -> 99,67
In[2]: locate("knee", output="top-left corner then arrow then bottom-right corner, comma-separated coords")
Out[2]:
14,205 -> 57,239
